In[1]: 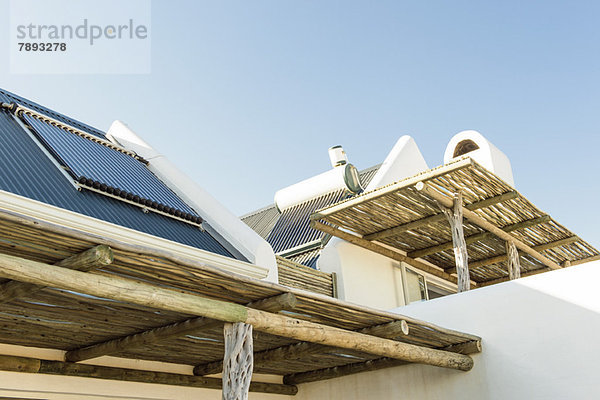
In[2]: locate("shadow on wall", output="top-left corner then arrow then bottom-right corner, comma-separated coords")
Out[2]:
293,261 -> 600,400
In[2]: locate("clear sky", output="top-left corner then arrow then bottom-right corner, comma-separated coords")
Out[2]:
1,0 -> 599,247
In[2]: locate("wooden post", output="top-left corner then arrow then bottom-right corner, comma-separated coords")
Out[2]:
222,322 -> 253,400
506,241 -> 521,279
0,254 -> 474,372
439,191 -> 470,292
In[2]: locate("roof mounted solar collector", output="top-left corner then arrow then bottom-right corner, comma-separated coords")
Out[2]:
13,106 -> 203,228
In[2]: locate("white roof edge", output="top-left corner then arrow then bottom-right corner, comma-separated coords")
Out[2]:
106,120 -> 278,282
0,190 -> 270,280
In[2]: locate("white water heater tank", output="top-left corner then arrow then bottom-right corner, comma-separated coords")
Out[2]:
274,146 -> 362,211
444,130 -> 515,187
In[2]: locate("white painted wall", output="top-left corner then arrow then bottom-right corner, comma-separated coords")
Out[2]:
295,261 -> 600,400
318,241 -> 406,309
318,135 -> 429,308
107,121 -> 278,282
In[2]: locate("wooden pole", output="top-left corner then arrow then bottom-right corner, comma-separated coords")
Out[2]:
438,192 -> 470,292
222,323 -> 254,400
409,215 -> 550,259
0,245 -> 114,304
284,340 -> 482,385
0,209 -> 481,342
0,254 -> 474,372
284,357 -> 410,385
311,220 -> 475,289
364,191 -> 518,241
506,241 -> 521,280
195,320 -> 409,376
465,236 -> 579,270
66,293 -> 297,363
0,354 -> 296,395
416,183 -> 561,270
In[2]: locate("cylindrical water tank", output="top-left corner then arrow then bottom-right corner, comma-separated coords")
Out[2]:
274,163 -> 362,211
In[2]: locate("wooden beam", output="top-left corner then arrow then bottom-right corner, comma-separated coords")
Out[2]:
416,183 -> 561,270
283,339 -> 482,385
311,220 -> 476,289
222,322 -> 253,400
0,245 -> 114,304
0,208 -> 482,342
571,254 -> 600,266
0,354 -> 296,395
506,241 -> 521,279
311,158 -> 475,221
194,320 -> 409,376
409,215 -> 551,259
458,236 -> 580,271
254,319 -> 409,365
66,293 -> 297,362
440,192 -> 470,292
0,254 -> 474,372
364,191 -> 518,241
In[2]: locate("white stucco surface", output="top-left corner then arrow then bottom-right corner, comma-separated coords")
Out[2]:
444,130 -> 515,187
107,120 -> 278,282
295,261 -> 600,400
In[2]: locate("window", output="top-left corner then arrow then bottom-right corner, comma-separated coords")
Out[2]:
401,265 -> 455,305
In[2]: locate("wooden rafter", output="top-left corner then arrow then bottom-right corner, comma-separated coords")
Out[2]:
408,215 -> 551,259
0,253 -> 474,372
461,236 -> 579,271
416,183 -> 561,270
194,320 -> 409,376
65,293 -> 298,363
283,339 -> 482,385
364,191 -> 518,241
0,354 -> 296,395
311,220 -> 476,289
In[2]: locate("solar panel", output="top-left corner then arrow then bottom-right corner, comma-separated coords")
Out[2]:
19,110 -> 202,225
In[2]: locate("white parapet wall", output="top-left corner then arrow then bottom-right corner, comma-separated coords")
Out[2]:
295,260 -> 600,400
106,121 -> 278,282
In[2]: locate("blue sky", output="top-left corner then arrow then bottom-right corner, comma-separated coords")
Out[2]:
1,0 -> 599,246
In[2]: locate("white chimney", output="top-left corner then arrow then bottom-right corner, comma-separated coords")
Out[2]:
444,130 -> 515,187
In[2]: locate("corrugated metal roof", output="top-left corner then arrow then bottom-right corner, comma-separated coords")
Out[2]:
242,165 -> 381,268
0,104 -> 233,258
267,189 -> 347,254
241,204 -> 280,239
0,88 -> 105,138
359,163 -> 381,188
287,247 -> 322,269
21,112 -> 199,219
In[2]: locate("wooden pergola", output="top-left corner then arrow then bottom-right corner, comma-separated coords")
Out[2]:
0,206 -> 480,398
311,157 -> 599,290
